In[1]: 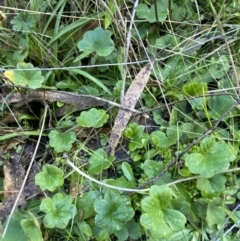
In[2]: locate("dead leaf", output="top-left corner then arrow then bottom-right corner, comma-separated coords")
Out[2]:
109,57 -> 155,155
0,152 -> 26,222
0,138 -> 24,156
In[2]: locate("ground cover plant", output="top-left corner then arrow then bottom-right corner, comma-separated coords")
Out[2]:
1,0 -> 240,240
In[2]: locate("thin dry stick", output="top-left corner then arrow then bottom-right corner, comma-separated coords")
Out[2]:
67,158 -> 240,194
67,159 -> 149,193
193,0 -> 201,23
112,0 -> 126,27
121,0 -> 139,102
125,97 -> 240,194
209,0 -> 240,95
2,104 -> 48,238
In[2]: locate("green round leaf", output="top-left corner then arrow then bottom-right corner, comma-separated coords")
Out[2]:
40,193 -> 77,229
140,210 -> 170,239
144,185 -> 172,211
94,191 -> 134,234
48,130 -> 76,153
208,95 -> 236,120
13,63 -> 45,89
150,128 -> 177,149
206,198 -> 225,226
21,218 -> 42,241
197,174 -> 226,195
77,27 -> 114,56
136,0 -> 168,23
35,164 -> 64,191
77,108 -> 109,128
11,13 -> 36,32
140,185 -> 186,239
185,137 -> 236,178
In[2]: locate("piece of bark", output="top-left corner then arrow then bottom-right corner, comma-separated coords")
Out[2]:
109,57 -> 155,155
0,88 -> 141,117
